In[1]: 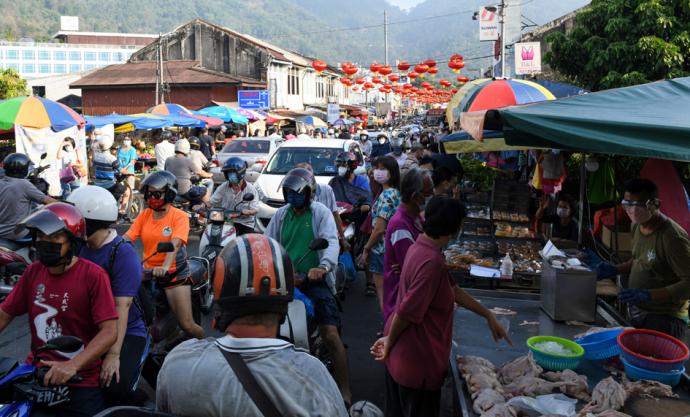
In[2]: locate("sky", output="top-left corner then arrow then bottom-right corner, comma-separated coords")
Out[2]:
386,0 -> 423,10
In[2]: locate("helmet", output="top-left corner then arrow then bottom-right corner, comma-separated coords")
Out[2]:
335,152 -> 359,170
66,185 -> 118,223
188,136 -> 201,150
160,130 -> 173,141
280,168 -> 316,201
2,153 -> 31,179
16,202 -> 86,241
140,171 -> 178,202
222,157 -> 247,181
96,135 -> 114,151
212,234 -> 294,330
350,401 -> 383,417
175,139 -> 190,155
297,133 -> 311,140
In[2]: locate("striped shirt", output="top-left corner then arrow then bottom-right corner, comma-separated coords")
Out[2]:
93,151 -> 119,188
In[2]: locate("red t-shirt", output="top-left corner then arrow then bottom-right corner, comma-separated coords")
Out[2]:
1,259 -> 118,388
385,235 -> 456,390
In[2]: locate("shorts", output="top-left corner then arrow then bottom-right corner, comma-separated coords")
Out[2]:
180,186 -> 208,205
368,251 -> 384,274
125,174 -> 136,190
302,282 -> 340,327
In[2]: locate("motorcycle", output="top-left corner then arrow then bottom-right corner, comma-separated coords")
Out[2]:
0,336 -> 83,417
197,193 -> 255,314
27,152 -> 51,196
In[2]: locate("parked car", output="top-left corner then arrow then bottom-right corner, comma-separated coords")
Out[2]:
211,137 -> 284,184
245,138 -> 365,231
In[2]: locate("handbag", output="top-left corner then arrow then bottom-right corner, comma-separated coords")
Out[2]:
59,165 -> 76,184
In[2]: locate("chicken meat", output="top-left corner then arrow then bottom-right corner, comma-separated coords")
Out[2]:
480,403 -> 517,417
622,377 -> 677,399
461,363 -> 498,380
458,355 -> 498,372
498,353 -> 543,385
503,376 -> 562,397
579,377 -> 627,415
543,369 -> 591,401
472,388 -> 506,415
594,411 -> 632,417
467,373 -> 503,394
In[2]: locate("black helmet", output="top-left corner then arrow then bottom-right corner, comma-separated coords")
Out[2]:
188,136 -> 201,150
140,171 -> 177,202
222,157 -> 247,181
212,233 -> 294,330
280,167 -> 316,202
335,151 -> 359,170
3,153 -> 31,179
160,131 -> 173,141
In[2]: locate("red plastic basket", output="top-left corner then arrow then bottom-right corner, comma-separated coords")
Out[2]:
617,329 -> 688,372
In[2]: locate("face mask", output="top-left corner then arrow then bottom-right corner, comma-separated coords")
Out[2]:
378,138 -> 387,145
123,140 -> 131,147
392,146 -> 403,156
556,208 -> 570,218
227,172 -> 240,184
626,206 -> 652,224
146,197 -> 167,210
338,167 -> 348,177
360,136 -> 368,142
373,169 -> 390,184
34,241 -> 67,267
286,191 -> 307,209
64,145 -> 73,152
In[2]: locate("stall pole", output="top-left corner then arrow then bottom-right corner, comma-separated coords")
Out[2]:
578,157 -> 586,246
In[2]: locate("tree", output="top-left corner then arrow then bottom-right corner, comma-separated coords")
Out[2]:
545,0 -> 690,91
0,69 -> 28,99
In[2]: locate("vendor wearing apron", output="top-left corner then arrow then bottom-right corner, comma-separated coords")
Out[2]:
610,179 -> 690,341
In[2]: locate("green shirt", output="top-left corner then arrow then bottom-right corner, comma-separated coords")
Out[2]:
629,217 -> 690,319
281,208 -> 319,274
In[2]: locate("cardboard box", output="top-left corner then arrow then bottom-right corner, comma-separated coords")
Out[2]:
601,224 -> 633,252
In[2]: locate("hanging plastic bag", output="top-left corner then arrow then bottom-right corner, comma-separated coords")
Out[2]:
506,394 -> 577,417
531,162 -> 543,190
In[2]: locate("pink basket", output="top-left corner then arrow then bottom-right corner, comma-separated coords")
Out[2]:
617,329 -> 688,372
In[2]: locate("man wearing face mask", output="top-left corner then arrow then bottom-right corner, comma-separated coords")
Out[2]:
388,135 -> 417,178
208,157 -> 259,236
598,179 -> 690,340
0,203 -> 118,416
358,130 -> 373,158
265,168 -> 352,406
535,193 -> 578,242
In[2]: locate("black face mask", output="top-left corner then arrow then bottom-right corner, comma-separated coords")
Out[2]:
34,241 -> 67,267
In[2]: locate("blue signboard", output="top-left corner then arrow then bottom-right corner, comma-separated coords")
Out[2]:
238,90 -> 270,109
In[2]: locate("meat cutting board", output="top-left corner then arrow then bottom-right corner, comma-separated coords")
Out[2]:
625,397 -> 690,417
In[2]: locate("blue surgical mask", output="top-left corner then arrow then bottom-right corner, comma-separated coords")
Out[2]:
286,190 -> 307,209
227,172 -> 240,184
393,146 -> 403,156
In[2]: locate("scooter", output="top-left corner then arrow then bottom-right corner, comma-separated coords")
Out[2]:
0,336 -> 83,417
27,152 -> 51,196
197,193 -> 255,314
173,164 -> 215,232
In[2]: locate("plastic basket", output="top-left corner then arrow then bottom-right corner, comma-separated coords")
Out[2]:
527,336 -> 584,371
621,357 -> 684,387
617,329 -> 688,372
575,328 -> 623,360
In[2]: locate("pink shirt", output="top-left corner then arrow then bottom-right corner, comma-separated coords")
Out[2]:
385,235 -> 456,390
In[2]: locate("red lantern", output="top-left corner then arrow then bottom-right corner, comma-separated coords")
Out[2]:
312,59 -> 328,73
420,81 -> 432,89
370,62 -> 383,74
414,64 -> 429,75
344,65 -> 359,77
340,61 -> 353,71
424,59 -> 437,68
403,83 -> 413,89
451,88 -> 458,94
457,75 -> 470,83
379,65 -> 392,76
448,59 -> 465,73
450,54 -> 464,62
364,82 -> 375,90
388,74 -> 400,83
355,78 -> 366,85
397,61 -> 410,72
372,77 -> 382,84
427,67 -> 438,78
352,86 -> 360,92
408,71 -> 418,80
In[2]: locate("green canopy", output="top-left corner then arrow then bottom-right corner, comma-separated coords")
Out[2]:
490,77 -> 690,162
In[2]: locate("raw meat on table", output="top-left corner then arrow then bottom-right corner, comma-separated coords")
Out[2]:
457,355 -> 498,372
503,375 -> 562,397
622,377 -> 677,399
543,369 -> 591,401
579,377 -> 627,415
480,403 -> 517,417
461,363 -> 498,380
498,353 -> 543,385
472,388 -> 506,415
468,373 -> 503,394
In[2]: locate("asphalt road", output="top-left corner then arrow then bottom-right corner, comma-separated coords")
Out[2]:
0,224 -> 386,408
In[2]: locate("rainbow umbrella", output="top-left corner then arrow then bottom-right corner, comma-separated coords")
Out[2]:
147,102 -> 223,127
197,106 -> 249,124
459,79 -> 556,113
0,96 -> 85,131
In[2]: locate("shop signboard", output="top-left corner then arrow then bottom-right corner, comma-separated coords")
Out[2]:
327,103 -> 340,123
514,42 -> 542,75
238,90 -> 270,109
479,7 -> 499,41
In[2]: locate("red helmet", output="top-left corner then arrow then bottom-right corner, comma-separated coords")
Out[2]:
17,203 -> 87,240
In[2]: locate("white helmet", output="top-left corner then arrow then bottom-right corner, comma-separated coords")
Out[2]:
350,401 -> 383,417
96,135 -> 114,151
67,185 -> 118,223
297,133 -> 311,140
175,138 -> 190,155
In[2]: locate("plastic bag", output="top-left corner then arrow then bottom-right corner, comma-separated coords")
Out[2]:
339,252 -> 358,282
293,287 -> 314,320
506,394 -> 577,417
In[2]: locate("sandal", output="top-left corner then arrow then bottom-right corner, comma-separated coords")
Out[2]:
365,282 -> 376,297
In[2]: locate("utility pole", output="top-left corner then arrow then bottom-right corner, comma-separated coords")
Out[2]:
384,10 -> 389,66
500,0 -> 507,78
158,33 -> 165,105
155,34 -> 161,105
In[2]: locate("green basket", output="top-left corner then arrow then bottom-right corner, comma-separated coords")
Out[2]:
527,336 -> 584,371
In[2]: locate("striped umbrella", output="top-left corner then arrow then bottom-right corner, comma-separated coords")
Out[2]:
0,96 -> 85,131
147,103 -> 223,127
197,106 -> 249,124
459,79 -> 556,112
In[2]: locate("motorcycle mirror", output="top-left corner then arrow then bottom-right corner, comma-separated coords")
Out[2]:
40,152 -> 48,160
309,238 -> 329,251
156,242 -> 175,253
43,336 -> 83,353
243,194 -> 255,202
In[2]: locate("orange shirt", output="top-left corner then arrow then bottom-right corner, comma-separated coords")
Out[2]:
125,206 -> 189,271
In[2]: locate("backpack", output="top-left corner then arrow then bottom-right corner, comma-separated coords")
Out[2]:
108,238 -> 155,326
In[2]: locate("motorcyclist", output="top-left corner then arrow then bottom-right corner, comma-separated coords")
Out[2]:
164,138 -> 212,208
124,171 -> 205,339
329,152 -> 372,228
358,130 -> 372,158
388,134 -> 418,177
208,157 -> 259,236
188,136 -> 214,197
67,186 -> 147,407
265,168 -> 352,405
156,233 -> 347,416
0,153 -> 56,245
0,203 -> 118,417
154,130 -> 175,171
93,134 -> 127,204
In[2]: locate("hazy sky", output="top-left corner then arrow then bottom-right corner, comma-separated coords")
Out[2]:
386,0 -> 423,10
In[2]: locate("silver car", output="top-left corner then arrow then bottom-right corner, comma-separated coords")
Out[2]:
211,137 -> 284,184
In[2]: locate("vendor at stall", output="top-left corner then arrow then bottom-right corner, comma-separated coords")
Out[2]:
536,193 -> 578,242
600,179 -> 690,341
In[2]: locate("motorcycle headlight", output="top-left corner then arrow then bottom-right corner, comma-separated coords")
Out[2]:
209,210 -> 224,222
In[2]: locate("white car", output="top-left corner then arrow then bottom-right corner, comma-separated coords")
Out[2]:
245,138 -> 365,231
211,137 -> 285,184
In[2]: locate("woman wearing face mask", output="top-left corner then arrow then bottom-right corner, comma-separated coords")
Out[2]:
360,156 -> 401,310
57,137 -> 83,198
124,171 -> 205,340
0,203 -> 118,417
116,136 -> 138,218
535,193 -> 578,242
208,157 -> 258,235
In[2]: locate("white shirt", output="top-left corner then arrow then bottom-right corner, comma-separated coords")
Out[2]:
189,149 -> 208,172
209,181 -> 259,228
155,140 -> 175,170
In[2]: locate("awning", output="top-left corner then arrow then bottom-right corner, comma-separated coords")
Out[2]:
441,130 -> 538,154
485,77 -> 690,162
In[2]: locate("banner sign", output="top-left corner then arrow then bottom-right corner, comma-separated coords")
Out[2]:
479,7 -> 499,41
514,42 -> 542,75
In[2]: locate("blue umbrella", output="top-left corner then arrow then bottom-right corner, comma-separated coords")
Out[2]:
332,118 -> 352,126
197,106 -> 249,124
